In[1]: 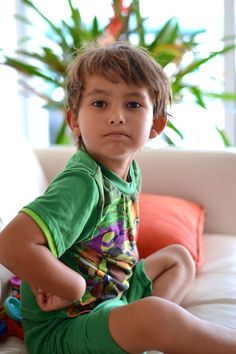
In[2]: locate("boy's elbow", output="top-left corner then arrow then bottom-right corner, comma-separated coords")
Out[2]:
0,230 -> 15,269
71,274 -> 87,302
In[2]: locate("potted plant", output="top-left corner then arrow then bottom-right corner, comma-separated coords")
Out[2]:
2,0 -> 235,145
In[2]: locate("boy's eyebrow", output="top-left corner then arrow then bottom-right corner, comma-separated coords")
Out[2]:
86,89 -> 148,100
86,89 -> 109,97
125,91 -> 148,100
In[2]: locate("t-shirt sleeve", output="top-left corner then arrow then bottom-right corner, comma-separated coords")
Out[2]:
21,171 -> 99,258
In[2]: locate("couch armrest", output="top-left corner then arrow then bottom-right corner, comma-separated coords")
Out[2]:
34,146 -> 76,184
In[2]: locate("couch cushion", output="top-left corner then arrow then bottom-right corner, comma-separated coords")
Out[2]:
137,193 -> 204,268
0,336 -> 28,353
0,264 -> 14,303
182,233 -> 236,329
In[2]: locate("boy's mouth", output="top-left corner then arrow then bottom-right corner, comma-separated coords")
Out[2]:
104,131 -> 129,137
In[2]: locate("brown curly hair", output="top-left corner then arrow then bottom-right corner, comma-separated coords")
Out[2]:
66,41 -> 172,146
66,41 -> 171,115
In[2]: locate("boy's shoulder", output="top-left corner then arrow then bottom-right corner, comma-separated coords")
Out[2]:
63,149 -> 107,195
66,148 -> 99,177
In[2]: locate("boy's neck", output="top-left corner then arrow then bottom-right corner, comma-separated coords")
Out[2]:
93,154 -> 134,180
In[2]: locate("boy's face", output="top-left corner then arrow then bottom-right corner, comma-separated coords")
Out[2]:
67,75 -> 163,179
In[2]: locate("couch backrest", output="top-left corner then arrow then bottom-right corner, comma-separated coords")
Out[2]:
35,146 -> 236,235
136,148 -> 236,235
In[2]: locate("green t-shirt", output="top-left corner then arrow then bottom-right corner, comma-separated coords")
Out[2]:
21,148 -> 141,320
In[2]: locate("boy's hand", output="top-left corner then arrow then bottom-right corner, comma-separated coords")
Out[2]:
32,287 -> 74,312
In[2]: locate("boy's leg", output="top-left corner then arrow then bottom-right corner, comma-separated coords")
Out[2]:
144,244 -> 196,304
108,296 -> 236,354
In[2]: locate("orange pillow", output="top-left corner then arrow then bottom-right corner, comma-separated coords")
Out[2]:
137,193 -> 205,269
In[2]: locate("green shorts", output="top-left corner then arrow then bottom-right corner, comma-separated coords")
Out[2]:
22,260 -> 152,354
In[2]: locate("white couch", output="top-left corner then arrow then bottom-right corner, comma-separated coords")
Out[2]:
1,142 -> 236,354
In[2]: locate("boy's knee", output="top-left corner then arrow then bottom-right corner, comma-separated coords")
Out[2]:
136,296 -> 183,329
168,244 -> 196,278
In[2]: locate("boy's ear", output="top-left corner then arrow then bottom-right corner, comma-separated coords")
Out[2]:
66,110 -> 81,137
149,115 -> 167,139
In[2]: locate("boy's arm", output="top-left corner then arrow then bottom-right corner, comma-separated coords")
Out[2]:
0,212 -> 86,303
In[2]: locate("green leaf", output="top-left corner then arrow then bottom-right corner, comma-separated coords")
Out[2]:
132,0 -> 145,46
43,101 -> 65,111
92,17 -> 100,37
167,119 -> 184,139
22,0 -> 69,50
67,0 -> 81,30
151,43 -> 186,67
162,132 -> 176,145
14,14 -> 32,26
215,127 -> 231,147
189,86 -> 207,108
17,36 -> 32,46
174,44 -> 236,83
61,20 -> 81,49
55,119 -> 71,145
205,91 -> 236,101
17,78 -> 61,105
66,0 -> 83,47
16,48 -> 66,75
149,17 -> 179,52
3,57 -> 59,84
182,28 -> 206,48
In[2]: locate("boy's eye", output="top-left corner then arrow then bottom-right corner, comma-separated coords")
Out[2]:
127,102 -> 141,109
92,100 -> 106,108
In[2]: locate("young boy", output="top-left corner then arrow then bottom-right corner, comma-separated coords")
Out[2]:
0,42 -> 236,354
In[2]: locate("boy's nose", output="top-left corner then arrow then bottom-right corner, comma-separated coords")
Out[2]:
109,111 -> 125,125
